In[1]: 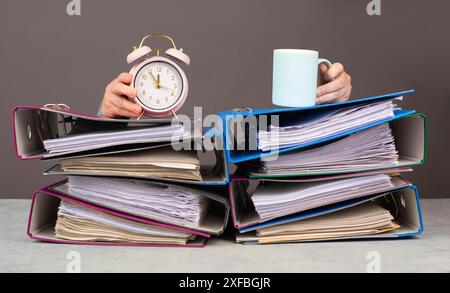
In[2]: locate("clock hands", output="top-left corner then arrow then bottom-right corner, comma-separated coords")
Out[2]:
148,71 -> 173,91
158,83 -> 172,90
149,72 -> 157,83
149,72 -> 160,89
156,73 -> 173,91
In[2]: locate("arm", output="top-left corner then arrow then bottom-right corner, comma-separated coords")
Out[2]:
316,62 -> 352,104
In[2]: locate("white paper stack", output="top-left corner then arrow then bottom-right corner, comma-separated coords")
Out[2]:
253,123 -> 399,175
43,124 -> 187,154
258,100 -> 396,151
56,200 -> 195,244
66,176 -> 210,228
251,174 -> 393,220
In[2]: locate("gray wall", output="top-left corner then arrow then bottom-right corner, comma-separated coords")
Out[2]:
1,0 -> 449,198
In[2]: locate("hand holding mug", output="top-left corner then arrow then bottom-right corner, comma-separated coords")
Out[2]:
272,49 -> 352,107
316,62 -> 352,104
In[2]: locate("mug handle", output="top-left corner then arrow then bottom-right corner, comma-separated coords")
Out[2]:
318,58 -> 332,69
318,58 -> 333,82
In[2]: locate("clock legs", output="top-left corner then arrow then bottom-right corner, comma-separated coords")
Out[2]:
171,110 -> 178,120
137,110 -> 145,121
136,109 -> 177,121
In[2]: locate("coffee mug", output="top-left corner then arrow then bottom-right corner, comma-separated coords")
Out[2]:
272,49 -> 332,107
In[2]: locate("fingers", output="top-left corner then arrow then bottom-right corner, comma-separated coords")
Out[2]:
321,62 -> 344,82
116,72 -> 133,85
319,63 -> 329,74
108,82 -> 137,99
317,73 -> 350,97
316,63 -> 352,104
101,72 -> 142,118
111,93 -> 142,114
102,95 -> 142,118
317,84 -> 352,104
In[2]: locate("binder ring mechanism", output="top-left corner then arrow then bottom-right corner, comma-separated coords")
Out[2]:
233,108 -> 253,113
383,192 -> 400,219
43,103 -> 71,111
37,104 -> 74,140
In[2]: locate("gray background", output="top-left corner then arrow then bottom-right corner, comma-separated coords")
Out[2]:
1,0 -> 449,198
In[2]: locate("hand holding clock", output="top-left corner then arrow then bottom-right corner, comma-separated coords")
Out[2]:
101,73 -> 142,118
101,72 -> 173,118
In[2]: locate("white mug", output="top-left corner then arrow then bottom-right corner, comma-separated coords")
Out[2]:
272,49 -> 332,107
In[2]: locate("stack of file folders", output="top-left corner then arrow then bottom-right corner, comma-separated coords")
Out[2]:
12,89 -> 427,247
219,89 -> 426,244
13,105 -> 230,247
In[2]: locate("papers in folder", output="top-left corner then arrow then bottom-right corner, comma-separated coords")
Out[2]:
258,100 -> 396,151
252,123 -> 399,176
56,201 -> 195,245
66,176 -> 210,228
59,147 -> 202,182
43,124 -> 187,154
237,201 -> 400,244
251,174 -> 393,221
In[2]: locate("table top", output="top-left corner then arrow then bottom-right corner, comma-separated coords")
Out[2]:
1,198 -> 449,273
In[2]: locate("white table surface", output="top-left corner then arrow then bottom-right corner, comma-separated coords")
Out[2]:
1,198 -> 449,273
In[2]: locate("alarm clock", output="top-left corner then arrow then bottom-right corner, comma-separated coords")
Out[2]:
127,34 -> 190,118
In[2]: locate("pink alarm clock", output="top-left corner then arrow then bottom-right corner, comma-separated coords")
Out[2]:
127,34 -> 190,118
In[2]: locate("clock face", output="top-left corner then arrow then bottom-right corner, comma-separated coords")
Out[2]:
134,61 -> 184,111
